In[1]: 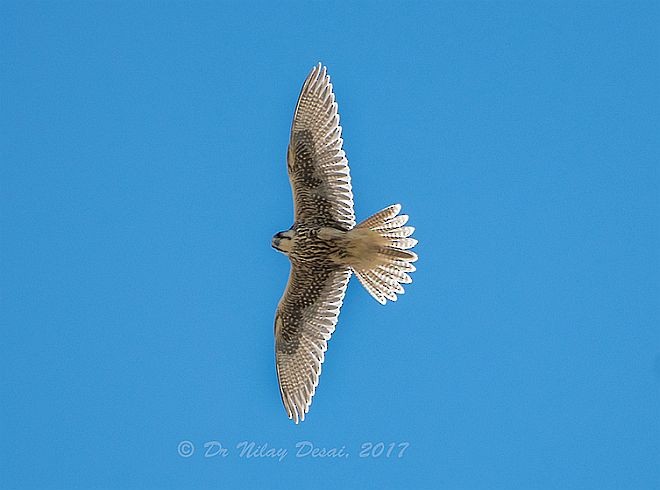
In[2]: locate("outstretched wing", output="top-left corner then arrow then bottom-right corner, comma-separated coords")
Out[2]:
287,63 -> 355,230
275,263 -> 352,423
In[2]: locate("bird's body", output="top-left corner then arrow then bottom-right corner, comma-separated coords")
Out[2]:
276,224 -> 342,265
272,64 -> 418,423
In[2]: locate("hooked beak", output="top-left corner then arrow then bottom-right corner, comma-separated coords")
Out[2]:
272,236 -> 281,250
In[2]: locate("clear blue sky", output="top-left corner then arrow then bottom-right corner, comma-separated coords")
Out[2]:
1,1 -> 658,489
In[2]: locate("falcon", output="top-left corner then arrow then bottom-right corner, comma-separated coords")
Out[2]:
272,63 -> 418,423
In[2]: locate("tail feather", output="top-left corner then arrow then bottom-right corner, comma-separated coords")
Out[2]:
388,259 -> 417,273
379,227 -> 416,239
348,204 -> 418,304
376,265 -> 412,284
372,269 -> 405,293
378,247 -> 418,262
373,214 -> 409,230
356,204 -> 401,229
390,238 -> 418,250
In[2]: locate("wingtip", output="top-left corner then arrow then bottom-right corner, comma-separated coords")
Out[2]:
310,62 -> 323,76
313,62 -> 329,80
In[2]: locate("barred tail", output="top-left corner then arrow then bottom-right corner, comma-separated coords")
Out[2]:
347,204 -> 418,304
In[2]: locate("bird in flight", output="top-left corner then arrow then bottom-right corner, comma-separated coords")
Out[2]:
272,63 -> 418,423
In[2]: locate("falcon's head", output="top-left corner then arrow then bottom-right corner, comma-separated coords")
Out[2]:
272,229 -> 295,254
